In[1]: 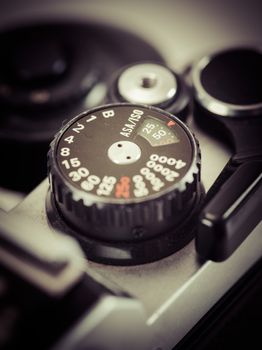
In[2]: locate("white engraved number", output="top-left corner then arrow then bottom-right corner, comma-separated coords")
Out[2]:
62,158 -> 81,169
60,148 -> 70,157
73,122 -> 85,133
69,167 -> 89,182
64,136 -> 74,144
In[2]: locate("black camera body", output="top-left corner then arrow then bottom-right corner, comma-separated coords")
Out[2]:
1,1 -> 262,349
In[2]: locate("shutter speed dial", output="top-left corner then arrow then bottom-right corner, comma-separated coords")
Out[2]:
48,104 -> 202,265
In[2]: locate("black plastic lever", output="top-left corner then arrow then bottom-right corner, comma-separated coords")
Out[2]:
196,160 -> 262,261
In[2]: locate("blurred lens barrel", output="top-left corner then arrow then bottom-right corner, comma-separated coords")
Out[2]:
0,22 -> 164,192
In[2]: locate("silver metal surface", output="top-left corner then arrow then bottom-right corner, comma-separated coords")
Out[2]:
1,1 -> 262,349
108,140 -> 141,165
8,114 -> 246,350
0,211 -> 85,296
192,47 -> 262,117
10,175 -> 262,349
52,295 -> 149,350
118,63 -> 177,105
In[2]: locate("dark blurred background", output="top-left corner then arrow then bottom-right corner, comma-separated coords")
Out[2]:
0,0 -> 261,349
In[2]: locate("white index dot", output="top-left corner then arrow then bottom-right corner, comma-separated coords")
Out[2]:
107,141 -> 141,165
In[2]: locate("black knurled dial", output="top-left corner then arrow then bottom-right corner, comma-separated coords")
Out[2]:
47,103 -> 202,265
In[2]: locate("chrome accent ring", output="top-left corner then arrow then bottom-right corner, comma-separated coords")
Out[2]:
192,47 -> 262,118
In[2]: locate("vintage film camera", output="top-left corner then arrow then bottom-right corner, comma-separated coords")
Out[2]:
0,1 -> 262,349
